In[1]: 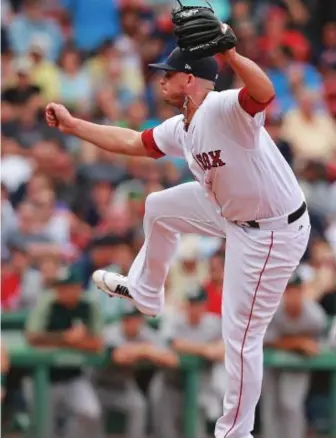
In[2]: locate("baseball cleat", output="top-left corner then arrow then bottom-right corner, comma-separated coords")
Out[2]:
93,271 -> 134,301
92,270 -> 156,317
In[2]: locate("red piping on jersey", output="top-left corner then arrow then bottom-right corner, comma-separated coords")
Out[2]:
224,231 -> 274,438
238,87 -> 275,116
141,129 -> 165,159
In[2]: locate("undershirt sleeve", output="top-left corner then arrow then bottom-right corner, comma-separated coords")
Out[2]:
238,87 -> 275,116
141,115 -> 185,159
141,129 -> 165,159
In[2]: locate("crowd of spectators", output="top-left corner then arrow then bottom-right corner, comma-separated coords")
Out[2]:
1,0 -> 336,437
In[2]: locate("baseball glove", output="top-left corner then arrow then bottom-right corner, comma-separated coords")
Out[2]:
171,3 -> 237,60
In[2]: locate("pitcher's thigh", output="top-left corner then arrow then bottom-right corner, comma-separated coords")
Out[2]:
144,182 -> 226,237
222,223 -> 309,340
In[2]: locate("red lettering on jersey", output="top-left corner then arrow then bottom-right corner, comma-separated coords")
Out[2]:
196,154 -> 206,170
202,152 -> 212,170
209,150 -> 225,167
196,151 -> 225,170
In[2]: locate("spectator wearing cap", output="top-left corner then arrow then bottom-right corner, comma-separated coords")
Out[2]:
25,264 -> 103,438
92,302 -> 177,438
151,287 -> 224,438
8,0 -> 64,61
261,270 -> 328,438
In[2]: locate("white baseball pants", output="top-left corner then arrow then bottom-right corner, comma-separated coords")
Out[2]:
128,182 -> 310,438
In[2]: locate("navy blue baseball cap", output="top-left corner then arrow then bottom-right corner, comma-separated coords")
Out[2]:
149,48 -> 219,82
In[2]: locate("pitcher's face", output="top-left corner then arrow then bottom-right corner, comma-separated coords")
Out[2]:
159,71 -> 189,108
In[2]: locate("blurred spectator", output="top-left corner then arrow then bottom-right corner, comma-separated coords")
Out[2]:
299,162 -> 336,222
259,6 -> 311,62
261,271 -> 328,438
5,201 -> 62,261
1,242 -> 44,310
1,343 -> 10,401
281,88 -> 336,161
168,235 -> 209,305
92,302 -> 177,438
77,235 -> 133,289
1,182 -> 18,260
8,0 -> 64,61
319,22 -> 336,72
81,179 -> 115,228
60,0 -> 120,52
151,287 -> 224,438
329,318 -> 336,348
267,46 -> 322,113
1,56 -> 41,108
300,238 -> 336,315
58,46 -> 93,112
119,98 -> 156,130
89,38 -> 144,100
32,188 -> 74,250
203,251 -> 225,316
265,113 -> 294,167
3,101 -> 54,151
323,68 -> 336,119
38,254 -> 62,289
29,42 -> 60,102
25,264 -> 103,438
11,170 -> 51,207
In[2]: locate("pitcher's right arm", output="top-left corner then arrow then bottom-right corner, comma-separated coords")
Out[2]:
45,102 -> 163,158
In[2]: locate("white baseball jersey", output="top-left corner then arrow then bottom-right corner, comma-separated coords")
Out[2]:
142,89 -> 304,222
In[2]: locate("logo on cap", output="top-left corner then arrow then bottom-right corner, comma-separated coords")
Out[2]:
185,64 -> 192,71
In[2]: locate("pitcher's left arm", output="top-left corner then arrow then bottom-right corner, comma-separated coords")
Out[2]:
221,49 -> 274,103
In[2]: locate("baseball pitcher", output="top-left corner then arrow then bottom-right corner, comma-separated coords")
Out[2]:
45,3 -> 311,437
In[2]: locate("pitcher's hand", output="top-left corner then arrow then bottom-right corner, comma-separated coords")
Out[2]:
45,103 -> 77,133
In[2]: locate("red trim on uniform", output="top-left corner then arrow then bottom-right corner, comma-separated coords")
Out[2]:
238,87 -> 275,116
224,231 -> 274,438
141,129 -> 165,159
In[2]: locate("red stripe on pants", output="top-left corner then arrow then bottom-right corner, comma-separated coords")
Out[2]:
224,231 -> 274,437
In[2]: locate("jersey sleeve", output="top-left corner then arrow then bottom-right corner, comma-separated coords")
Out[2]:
220,88 -> 268,129
211,88 -> 272,150
141,115 -> 184,159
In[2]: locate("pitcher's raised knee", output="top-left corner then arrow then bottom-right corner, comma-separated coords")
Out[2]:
144,191 -> 167,223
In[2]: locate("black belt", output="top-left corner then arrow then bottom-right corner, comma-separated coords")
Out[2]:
245,202 -> 307,229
